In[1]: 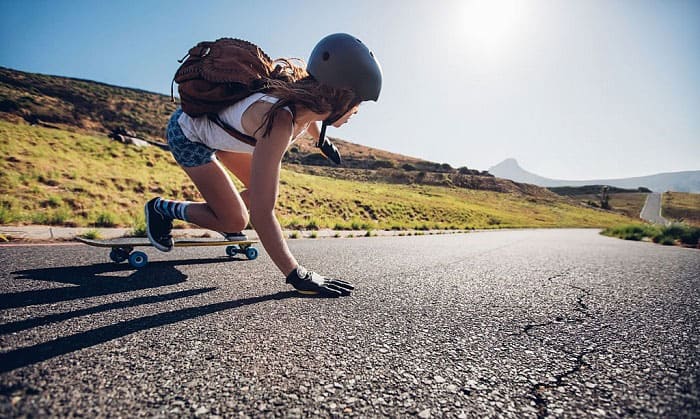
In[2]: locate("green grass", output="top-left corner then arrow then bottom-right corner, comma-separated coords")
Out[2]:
95,212 -> 117,227
656,223 -> 700,246
601,224 -> 661,241
277,170 -> 634,230
1,120 -> 188,228
1,121 -> 639,230
0,203 -> 13,224
79,229 -> 101,240
601,223 -> 699,246
130,214 -> 147,237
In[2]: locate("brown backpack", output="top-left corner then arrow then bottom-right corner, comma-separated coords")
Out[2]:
171,38 -> 276,145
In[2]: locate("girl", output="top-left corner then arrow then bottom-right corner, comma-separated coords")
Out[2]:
145,33 -> 382,297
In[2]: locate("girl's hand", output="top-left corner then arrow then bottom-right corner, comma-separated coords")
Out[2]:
286,266 -> 354,297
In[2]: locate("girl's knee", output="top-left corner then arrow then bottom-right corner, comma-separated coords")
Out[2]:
222,213 -> 249,232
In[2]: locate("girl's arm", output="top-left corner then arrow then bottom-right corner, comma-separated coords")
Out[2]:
248,110 -> 297,276
247,108 -> 354,296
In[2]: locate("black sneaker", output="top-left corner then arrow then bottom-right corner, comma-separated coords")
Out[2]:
145,198 -> 173,252
220,231 -> 248,241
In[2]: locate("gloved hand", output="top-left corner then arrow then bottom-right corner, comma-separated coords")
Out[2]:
318,136 -> 342,165
286,266 -> 354,297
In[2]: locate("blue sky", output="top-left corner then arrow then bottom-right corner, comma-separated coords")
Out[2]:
1,0 -> 698,179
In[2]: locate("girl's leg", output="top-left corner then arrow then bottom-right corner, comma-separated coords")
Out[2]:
180,159 -> 249,233
216,151 -> 253,208
149,108 -> 248,250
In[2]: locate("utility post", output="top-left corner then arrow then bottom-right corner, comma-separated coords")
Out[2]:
600,185 -> 611,210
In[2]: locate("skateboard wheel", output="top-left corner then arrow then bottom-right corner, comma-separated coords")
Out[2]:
109,248 -> 129,263
226,245 -> 239,257
128,251 -> 148,268
245,247 -> 258,260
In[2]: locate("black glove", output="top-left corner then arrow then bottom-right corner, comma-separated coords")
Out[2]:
318,136 -> 342,165
286,266 -> 354,297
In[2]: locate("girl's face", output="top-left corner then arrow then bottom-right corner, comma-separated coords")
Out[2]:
331,104 -> 360,128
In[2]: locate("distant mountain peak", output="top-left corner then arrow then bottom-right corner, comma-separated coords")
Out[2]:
488,159 -> 546,187
492,158 -> 520,169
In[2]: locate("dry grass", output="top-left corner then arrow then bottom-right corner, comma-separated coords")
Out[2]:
662,192 -> 700,226
568,193 -> 648,219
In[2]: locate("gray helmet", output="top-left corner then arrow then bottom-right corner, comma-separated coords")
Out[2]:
307,33 -> 382,102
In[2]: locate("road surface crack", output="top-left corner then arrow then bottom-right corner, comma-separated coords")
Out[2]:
545,270 -> 570,283
511,274 -> 590,337
512,271 -> 598,417
569,284 -> 592,318
511,316 -> 584,337
528,347 -> 596,418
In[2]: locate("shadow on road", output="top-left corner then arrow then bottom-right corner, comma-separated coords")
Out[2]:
0,290 -> 300,373
2,258 -> 235,310
0,287 -> 217,336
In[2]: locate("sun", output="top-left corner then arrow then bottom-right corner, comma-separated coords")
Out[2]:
459,0 -> 528,56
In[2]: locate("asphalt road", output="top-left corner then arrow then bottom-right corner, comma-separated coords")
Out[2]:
1,229 -> 698,418
640,193 -> 669,225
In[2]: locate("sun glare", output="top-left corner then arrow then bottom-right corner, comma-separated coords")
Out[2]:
459,0 -> 528,57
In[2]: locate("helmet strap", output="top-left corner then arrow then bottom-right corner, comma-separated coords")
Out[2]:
315,99 -> 361,163
317,99 -> 361,146
316,121 -> 329,148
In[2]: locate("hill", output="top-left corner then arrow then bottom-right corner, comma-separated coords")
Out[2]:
0,66 -> 177,140
0,121 -> 635,230
489,158 -> 700,193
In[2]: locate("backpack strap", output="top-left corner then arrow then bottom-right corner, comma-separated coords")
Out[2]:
207,114 -> 257,147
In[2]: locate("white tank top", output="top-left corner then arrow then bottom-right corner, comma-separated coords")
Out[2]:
176,93 -> 301,153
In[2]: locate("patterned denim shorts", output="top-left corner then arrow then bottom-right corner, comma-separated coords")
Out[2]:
166,108 -> 216,167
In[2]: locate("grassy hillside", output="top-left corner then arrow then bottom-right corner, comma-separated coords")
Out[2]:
0,121 -> 635,230
663,192 -> 700,226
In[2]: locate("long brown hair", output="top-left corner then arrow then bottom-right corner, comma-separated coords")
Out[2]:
253,58 -> 358,137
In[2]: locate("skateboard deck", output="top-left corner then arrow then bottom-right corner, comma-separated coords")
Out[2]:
76,236 -> 260,268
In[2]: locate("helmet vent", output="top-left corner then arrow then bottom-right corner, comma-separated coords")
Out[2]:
322,51 -> 330,61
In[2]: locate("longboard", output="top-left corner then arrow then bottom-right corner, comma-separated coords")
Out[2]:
76,236 -> 260,268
